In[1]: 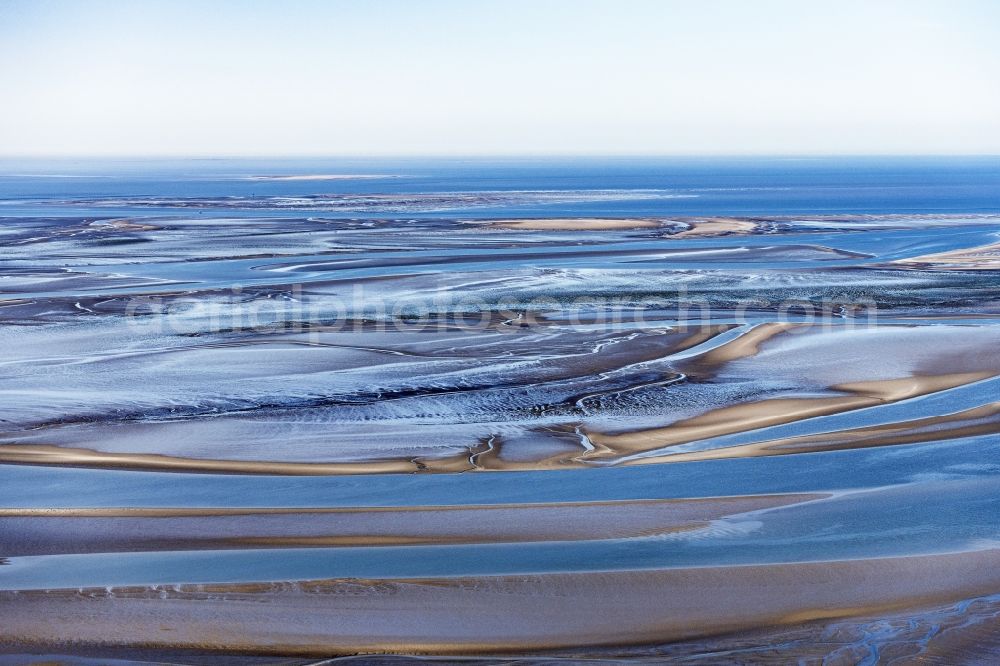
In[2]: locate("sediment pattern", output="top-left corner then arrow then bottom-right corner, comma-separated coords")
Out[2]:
2,174 -> 999,662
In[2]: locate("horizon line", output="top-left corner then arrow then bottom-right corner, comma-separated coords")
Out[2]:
3,153 -> 1000,160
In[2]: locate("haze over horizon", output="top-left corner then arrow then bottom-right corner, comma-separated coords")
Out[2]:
2,0 -> 999,157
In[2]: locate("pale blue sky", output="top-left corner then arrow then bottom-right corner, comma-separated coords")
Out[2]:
1,0 -> 998,155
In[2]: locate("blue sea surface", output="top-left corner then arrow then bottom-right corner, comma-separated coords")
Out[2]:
1,155 -> 998,217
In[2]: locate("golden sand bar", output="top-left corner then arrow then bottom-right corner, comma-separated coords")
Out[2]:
673,217 -> 758,237
684,321 -> 797,371
0,444 -> 479,475
623,400 -> 1000,466
488,218 -> 662,231
893,240 -> 1000,270
587,372 -> 996,463
667,401 -> 1000,462
588,371 -> 995,464
0,494 -> 822,555
2,549 -> 999,655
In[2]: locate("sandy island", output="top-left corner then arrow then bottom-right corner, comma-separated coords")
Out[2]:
673,217 -> 758,237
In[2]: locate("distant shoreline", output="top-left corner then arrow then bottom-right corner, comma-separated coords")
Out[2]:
246,174 -> 405,181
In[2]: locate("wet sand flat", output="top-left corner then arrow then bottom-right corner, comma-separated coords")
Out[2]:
9,321 -> 998,476
0,493 -> 823,555
2,549 -> 1000,656
1,370 -> 993,474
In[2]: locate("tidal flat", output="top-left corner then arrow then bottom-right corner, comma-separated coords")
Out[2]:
1,157 -> 999,663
